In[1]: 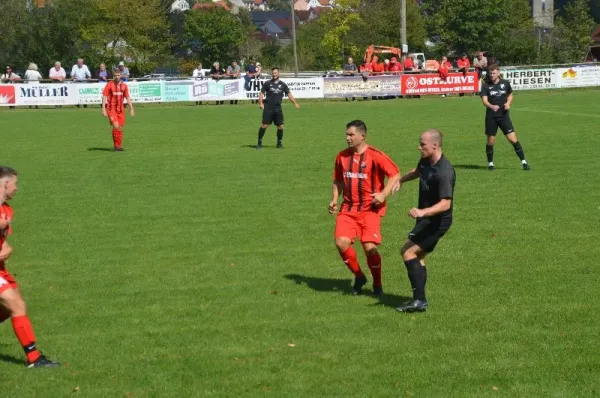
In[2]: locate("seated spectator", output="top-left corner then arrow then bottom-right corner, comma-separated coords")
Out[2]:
118,61 -> 130,81
210,61 -> 226,105
438,56 -> 452,80
389,57 -> 401,73
24,63 -> 42,82
97,63 -> 110,82
371,55 -> 384,74
383,59 -> 390,72
403,55 -> 415,71
457,53 -> 470,75
343,57 -> 358,76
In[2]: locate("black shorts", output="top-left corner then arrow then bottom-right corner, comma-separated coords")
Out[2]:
485,112 -> 514,136
408,218 -> 452,253
262,107 -> 284,126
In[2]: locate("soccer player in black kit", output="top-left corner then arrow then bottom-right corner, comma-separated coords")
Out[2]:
395,129 -> 456,313
480,64 -> 530,171
257,67 -> 300,149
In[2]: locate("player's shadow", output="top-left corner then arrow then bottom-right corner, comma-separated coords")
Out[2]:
454,164 -> 500,170
0,353 -> 25,366
240,144 -> 277,149
87,147 -> 115,152
284,274 -> 411,309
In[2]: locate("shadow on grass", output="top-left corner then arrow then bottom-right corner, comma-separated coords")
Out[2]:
0,353 -> 24,366
240,144 -> 278,149
454,164 -> 507,170
284,274 -> 411,310
87,147 -> 115,152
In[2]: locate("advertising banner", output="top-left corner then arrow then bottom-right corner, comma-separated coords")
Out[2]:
401,72 -> 479,95
501,68 -> 558,90
0,83 -> 79,106
163,80 -> 193,102
76,83 -> 106,104
239,77 -> 324,100
556,66 -> 600,88
191,79 -> 243,101
323,75 -> 400,98
127,82 -> 163,103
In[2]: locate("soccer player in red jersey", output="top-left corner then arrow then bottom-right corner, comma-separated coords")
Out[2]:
329,120 -> 401,296
0,166 -> 60,368
102,70 -> 135,151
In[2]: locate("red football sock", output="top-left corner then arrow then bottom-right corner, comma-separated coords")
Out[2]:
116,129 -> 123,148
340,246 -> 364,278
367,252 -> 382,288
11,315 -> 41,363
112,128 -> 119,148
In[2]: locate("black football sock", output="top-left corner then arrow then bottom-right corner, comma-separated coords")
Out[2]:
413,263 -> 427,301
276,129 -> 283,144
512,141 -> 526,162
257,127 -> 266,144
486,145 -> 494,164
404,259 -> 420,299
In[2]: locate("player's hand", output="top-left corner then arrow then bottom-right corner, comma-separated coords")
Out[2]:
259,103 -> 264,110
328,201 -> 338,215
504,103 -> 511,110
130,108 -> 135,117
409,208 -> 424,219
492,105 -> 500,112
294,103 -> 300,109
0,242 -> 12,261
102,109 -> 108,117
391,180 -> 402,195
371,192 -> 386,206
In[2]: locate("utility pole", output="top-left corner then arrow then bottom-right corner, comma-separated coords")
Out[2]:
400,0 -> 407,60
291,0 -> 299,77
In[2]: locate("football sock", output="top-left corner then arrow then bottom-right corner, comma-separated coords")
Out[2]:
11,316 -> 41,363
512,141 -> 526,162
404,258 -> 427,300
276,129 -> 283,144
116,129 -> 123,148
257,127 -> 266,143
112,128 -> 119,147
486,145 -> 494,164
340,246 -> 365,278
367,251 -> 382,288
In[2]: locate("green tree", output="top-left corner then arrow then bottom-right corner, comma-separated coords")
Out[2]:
280,20 -> 334,70
0,0 -> 35,69
319,0 -> 362,68
267,0 -> 291,11
552,0 -> 595,62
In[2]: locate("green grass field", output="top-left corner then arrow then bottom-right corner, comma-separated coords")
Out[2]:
1,90 -> 600,396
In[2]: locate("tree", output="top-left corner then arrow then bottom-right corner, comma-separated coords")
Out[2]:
319,0 -> 362,68
184,8 -> 246,64
552,0 -> 596,62
267,0 -> 291,11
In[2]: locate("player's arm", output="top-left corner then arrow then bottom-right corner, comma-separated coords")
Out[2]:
504,84 -> 514,110
0,241 -> 12,262
125,87 -> 134,116
287,92 -> 300,109
410,199 -> 452,219
258,91 -> 265,109
400,168 -> 420,184
481,95 -> 499,112
101,95 -> 108,116
329,180 -> 344,215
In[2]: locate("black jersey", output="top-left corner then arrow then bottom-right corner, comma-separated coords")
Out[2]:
480,79 -> 513,115
261,79 -> 290,107
417,155 -> 456,221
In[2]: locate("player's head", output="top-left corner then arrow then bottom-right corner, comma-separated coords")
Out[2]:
345,120 -> 367,149
488,64 -> 500,82
112,69 -> 121,82
419,129 -> 443,159
271,67 -> 279,80
0,166 -> 18,201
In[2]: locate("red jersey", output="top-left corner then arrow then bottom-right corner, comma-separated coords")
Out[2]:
404,57 -> 414,70
457,58 -> 470,68
0,203 -> 13,271
103,81 -> 130,114
333,146 -> 399,216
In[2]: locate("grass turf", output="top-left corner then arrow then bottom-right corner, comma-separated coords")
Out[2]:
1,90 -> 600,396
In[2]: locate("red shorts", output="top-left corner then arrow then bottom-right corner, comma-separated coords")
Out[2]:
0,269 -> 18,294
108,112 -> 125,127
335,211 -> 382,244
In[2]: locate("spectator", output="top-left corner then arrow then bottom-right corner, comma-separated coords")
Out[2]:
457,53 -> 471,97
192,63 -> 203,79
97,63 -> 110,82
210,61 -> 226,105
384,59 -> 390,72
49,61 -> 66,83
24,63 -> 42,82
473,51 -> 488,80
226,61 -> 241,105
438,56 -> 453,97
2,66 -> 21,110
403,55 -> 415,71
118,61 -> 130,81
71,58 -> 91,82
343,57 -> 358,76
371,55 -> 384,75
255,62 -> 263,77
389,57 -> 401,73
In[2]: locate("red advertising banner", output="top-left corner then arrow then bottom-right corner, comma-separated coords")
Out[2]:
401,72 -> 479,95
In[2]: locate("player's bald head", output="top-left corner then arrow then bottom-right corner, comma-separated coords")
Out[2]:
421,129 -> 443,147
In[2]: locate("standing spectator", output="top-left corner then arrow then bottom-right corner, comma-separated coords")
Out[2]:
371,55 -> 384,74
226,61 -> 241,105
49,62 -> 66,83
97,63 -> 110,82
118,61 -> 130,81
403,55 -> 415,71
473,51 -> 488,80
383,59 -> 390,72
71,58 -> 91,108
24,63 -> 42,82
1,66 -> 21,110
343,57 -> 358,101
192,63 -> 203,79
71,58 -> 91,82
457,53 -> 471,97
389,57 -> 401,73
438,56 -> 453,97
49,62 -> 66,108
244,59 -> 257,91
210,62 -> 226,105
255,62 -> 263,77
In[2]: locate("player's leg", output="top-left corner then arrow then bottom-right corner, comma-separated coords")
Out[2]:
485,115 -> 499,170
112,114 -> 125,151
334,214 -> 366,294
358,212 -> 383,295
0,280 -> 59,368
275,109 -> 284,148
257,109 -> 272,149
502,118 -> 530,170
